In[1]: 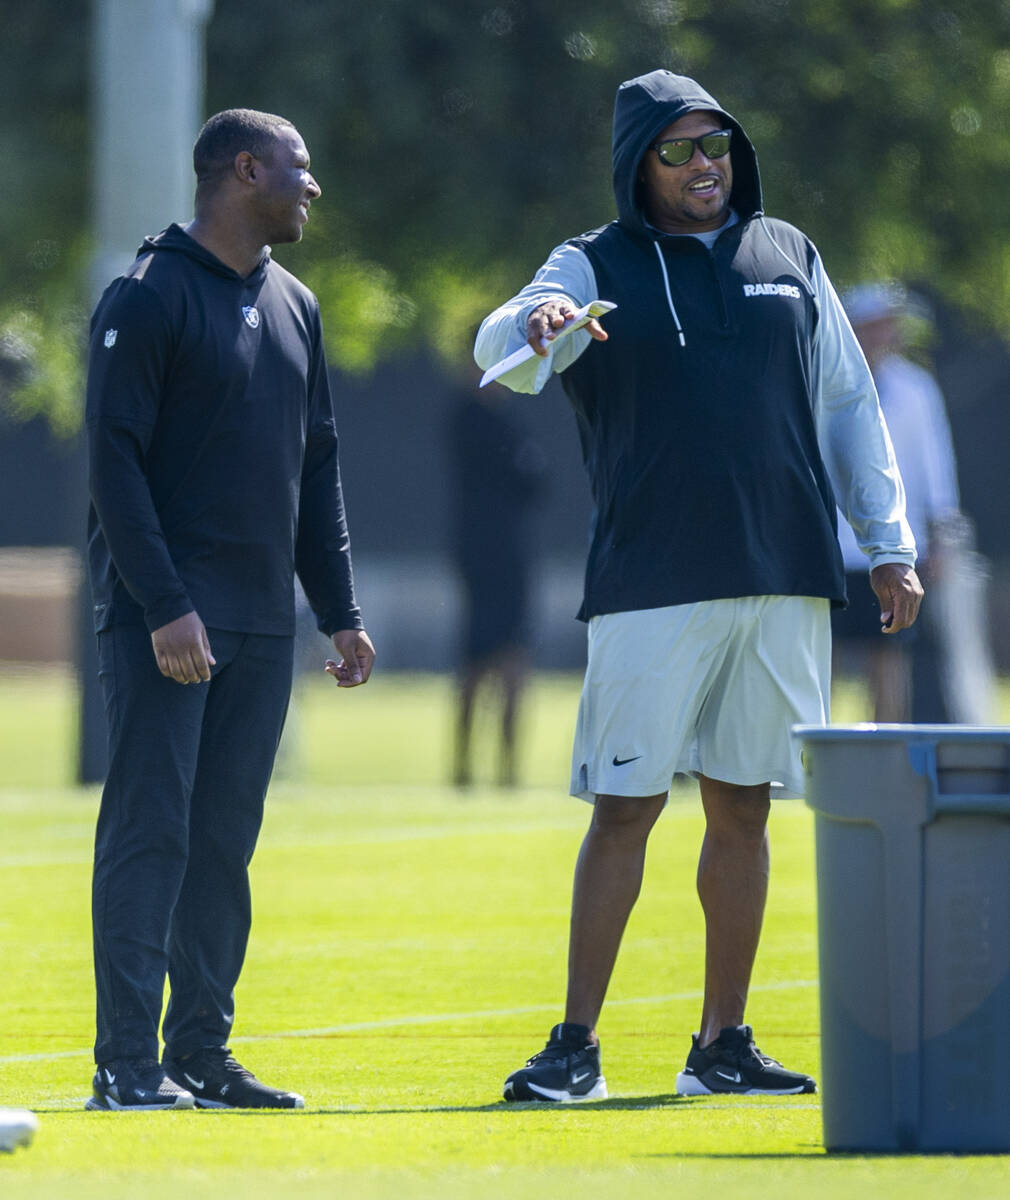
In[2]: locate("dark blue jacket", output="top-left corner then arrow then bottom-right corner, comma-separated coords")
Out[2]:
561,70 -> 846,619
86,224 -> 362,637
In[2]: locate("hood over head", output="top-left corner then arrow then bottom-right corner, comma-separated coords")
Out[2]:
138,223 -> 271,282
612,69 -> 762,237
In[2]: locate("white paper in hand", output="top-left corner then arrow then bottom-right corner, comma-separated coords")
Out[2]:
479,300 -> 617,388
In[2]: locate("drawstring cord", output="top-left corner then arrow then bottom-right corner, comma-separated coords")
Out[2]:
653,241 -> 687,347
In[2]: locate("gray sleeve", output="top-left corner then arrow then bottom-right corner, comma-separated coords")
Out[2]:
473,243 -> 598,394
810,252 -> 917,569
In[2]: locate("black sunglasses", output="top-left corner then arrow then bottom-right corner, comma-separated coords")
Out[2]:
650,128 -> 732,168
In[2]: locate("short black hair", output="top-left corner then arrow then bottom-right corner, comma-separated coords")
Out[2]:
193,108 -> 295,185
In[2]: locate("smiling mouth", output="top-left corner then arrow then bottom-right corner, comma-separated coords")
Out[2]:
687,176 -> 720,196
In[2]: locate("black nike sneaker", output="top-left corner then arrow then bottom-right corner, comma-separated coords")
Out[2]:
503,1023 -> 607,1102
85,1058 -> 196,1110
163,1047 -> 305,1109
675,1024 -> 817,1095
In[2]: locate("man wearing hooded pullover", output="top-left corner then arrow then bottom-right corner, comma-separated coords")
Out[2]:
476,70 -> 922,1101
85,109 -> 375,1112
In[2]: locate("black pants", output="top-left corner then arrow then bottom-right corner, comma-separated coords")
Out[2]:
92,624 -> 294,1064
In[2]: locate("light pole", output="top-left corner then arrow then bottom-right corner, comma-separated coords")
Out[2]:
79,0 -> 214,782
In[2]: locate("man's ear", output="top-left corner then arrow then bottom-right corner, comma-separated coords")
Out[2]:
234,150 -> 257,184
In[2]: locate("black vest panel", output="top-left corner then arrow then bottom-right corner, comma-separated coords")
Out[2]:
563,215 -> 845,620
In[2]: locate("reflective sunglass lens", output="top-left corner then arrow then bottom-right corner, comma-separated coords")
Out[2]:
660,142 -> 693,166
656,130 -> 732,166
701,132 -> 731,159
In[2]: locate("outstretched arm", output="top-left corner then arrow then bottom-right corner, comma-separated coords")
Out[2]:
474,242 -> 600,393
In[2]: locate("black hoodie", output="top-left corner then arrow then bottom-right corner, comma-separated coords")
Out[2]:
86,224 -> 361,637
561,70 -> 845,619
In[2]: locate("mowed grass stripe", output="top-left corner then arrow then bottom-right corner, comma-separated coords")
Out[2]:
0,978 -> 819,1066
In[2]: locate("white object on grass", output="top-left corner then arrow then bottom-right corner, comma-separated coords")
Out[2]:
0,1108 -> 38,1153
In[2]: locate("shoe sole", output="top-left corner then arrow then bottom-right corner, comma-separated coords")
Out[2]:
191,1096 -> 305,1109
675,1071 -> 814,1096
85,1094 -> 196,1111
504,1076 -> 608,1103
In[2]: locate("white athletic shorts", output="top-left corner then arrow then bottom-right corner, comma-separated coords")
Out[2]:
570,595 -> 831,802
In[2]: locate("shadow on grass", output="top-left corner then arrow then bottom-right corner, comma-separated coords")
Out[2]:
641,1150 -> 824,1159
307,1093 -> 692,1115
642,1149 -> 1010,1160
48,1093 -> 823,1118
45,1093 -> 694,1116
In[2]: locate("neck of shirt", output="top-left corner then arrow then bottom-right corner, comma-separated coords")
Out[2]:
646,209 -> 739,249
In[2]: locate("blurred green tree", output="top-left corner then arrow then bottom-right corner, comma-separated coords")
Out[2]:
0,3 -> 89,434
3,0 -> 1010,427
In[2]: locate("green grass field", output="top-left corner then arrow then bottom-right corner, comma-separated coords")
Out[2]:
0,668 -> 1007,1198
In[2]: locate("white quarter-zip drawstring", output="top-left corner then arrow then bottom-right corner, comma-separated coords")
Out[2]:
653,241 -> 687,347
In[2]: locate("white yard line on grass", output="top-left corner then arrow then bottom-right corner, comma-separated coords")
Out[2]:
2,799 -> 783,868
0,822 -> 586,869
0,980 -> 816,1065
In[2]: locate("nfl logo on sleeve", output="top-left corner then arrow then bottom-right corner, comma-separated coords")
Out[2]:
104,329 -> 118,348
242,306 -> 260,329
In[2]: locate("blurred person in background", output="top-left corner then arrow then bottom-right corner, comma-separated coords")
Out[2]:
85,109 -> 374,1113
448,367 -> 548,789
834,283 -> 992,723
476,68 -> 921,1103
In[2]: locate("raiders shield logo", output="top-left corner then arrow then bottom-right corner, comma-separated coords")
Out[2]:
242,306 -> 260,329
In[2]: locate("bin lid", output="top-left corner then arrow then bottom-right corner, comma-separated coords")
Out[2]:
793,724 -> 1010,743
795,724 -> 1010,817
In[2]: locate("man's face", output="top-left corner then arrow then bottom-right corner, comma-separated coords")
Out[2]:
854,315 -> 902,367
638,110 -> 733,235
252,126 -> 321,244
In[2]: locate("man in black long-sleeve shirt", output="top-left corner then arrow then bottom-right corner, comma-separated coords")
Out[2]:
85,108 -> 374,1112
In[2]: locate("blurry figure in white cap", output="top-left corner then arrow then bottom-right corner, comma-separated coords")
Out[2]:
834,282 -> 994,723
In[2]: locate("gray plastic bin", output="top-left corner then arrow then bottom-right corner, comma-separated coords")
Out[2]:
794,724 -> 1010,1153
